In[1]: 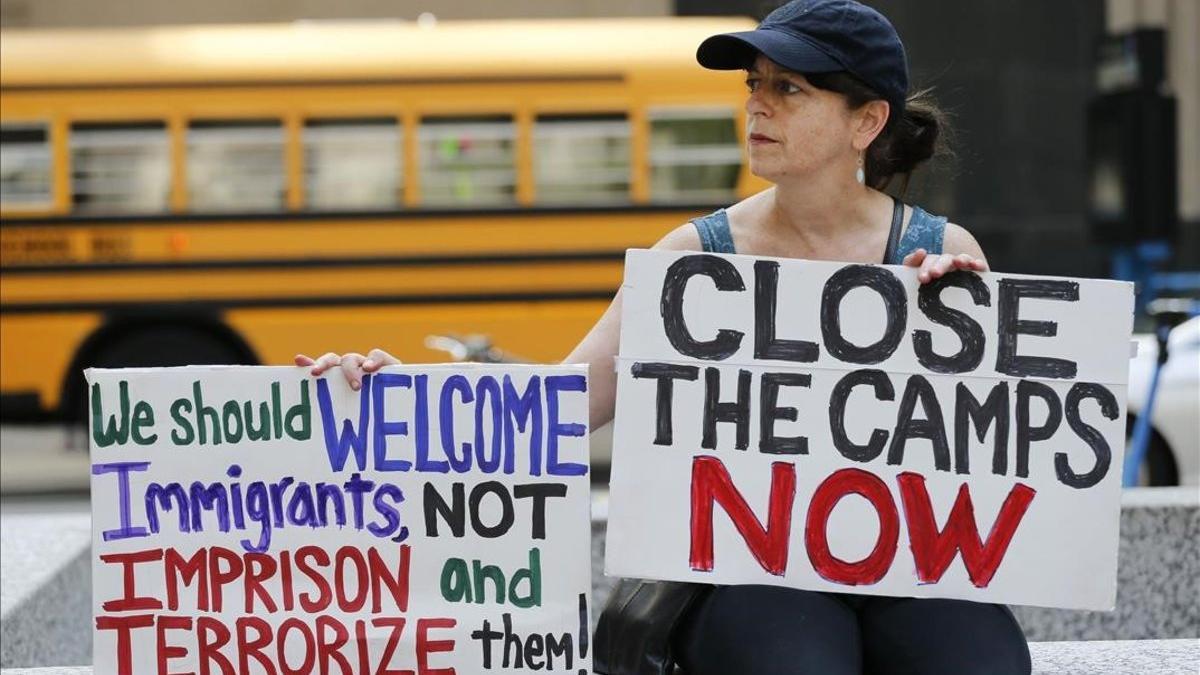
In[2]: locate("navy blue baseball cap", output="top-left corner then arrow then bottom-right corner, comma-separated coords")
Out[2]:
697,0 -> 909,119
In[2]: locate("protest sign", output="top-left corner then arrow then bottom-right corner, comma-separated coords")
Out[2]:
605,249 -> 1134,611
88,364 -> 592,675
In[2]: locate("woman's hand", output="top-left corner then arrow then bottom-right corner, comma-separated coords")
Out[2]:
902,248 -> 988,284
293,348 -> 401,391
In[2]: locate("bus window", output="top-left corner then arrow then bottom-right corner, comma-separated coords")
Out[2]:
534,114 -> 630,204
70,122 -> 170,214
648,108 -> 742,202
187,120 -> 285,212
418,116 -> 516,206
0,123 -> 53,208
304,118 -> 401,211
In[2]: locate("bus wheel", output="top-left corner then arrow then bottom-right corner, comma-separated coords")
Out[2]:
63,324 -> 255,424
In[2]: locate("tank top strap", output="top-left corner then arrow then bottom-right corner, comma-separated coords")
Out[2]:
893,204 -> 947,262
691,209 -> 737,254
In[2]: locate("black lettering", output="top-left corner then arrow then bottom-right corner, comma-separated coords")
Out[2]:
821,265 -> 907,364
829,369 -> 895,462
701,367 -> 751,450
954,382 -> 1010,476
423,482 -> 465,538
630,362 -> 699,446
1015,380 -> 1063,478
660,254 -> 745,360
759,372 -> 812,455
887,375 -> 951,471
469,482 -> 515,538
913,271 -> 990,373
513,483 -> 568,539
754,260 -> 818,362
1058,383 -> 1118,489
996,279 -> 1080,378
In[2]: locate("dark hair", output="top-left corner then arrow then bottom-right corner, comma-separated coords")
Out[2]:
805,71 -> 953,194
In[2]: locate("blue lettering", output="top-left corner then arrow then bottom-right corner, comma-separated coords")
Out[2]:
503,375 -> 543,476
317,375 -> 372,472
91,461 -> 150,540
546,375 -> 588,476
440,375 -> 474,473
372,373 -> 413,471
475,376 -> 503,473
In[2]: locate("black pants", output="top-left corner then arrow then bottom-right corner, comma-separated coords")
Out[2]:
674,585 -> 1031,675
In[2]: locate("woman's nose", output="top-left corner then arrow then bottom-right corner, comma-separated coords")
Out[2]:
745,89 -> 771,117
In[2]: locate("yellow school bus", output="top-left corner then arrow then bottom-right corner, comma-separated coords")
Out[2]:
0,17 -> 765,419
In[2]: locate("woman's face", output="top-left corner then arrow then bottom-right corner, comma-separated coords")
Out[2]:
743,54 -> 859,182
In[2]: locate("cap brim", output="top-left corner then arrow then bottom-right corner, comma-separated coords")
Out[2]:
697,28 -> 844,74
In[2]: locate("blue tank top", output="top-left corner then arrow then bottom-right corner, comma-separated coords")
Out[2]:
691,204 -> 947,262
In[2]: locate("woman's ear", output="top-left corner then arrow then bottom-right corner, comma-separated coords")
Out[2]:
853,99 -> 890,151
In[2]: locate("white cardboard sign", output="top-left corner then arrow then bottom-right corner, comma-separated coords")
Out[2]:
605,249 -> 1133,611
88,364 -> 592,675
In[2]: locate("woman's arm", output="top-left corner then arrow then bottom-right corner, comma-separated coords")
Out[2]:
563,223 -> 704,430
297,223 -> 704,430
902,222 -> 989,283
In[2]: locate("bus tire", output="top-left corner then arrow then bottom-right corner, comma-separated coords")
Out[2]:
62,321 -> 257,422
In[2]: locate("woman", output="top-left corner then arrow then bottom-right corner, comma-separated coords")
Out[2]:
299,1 -> 1031,672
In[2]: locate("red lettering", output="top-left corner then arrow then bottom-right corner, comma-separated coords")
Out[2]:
316,615 -> 352,675
196,616 -> 234,675
371,618 -> 411,675
100,549 -> 164,611
335,546 -> 369,612
898,472 -> 1036,588
164,548 -> 209,612
689,455 -> 796,576
244,553 -> 279,613
369,544 -> 411,613
277,618 -> 316,675
208,547 -> 243,612
416,618 -> 456,675
805,468 -> 899,585
155,615 -> 192,675
96,614 -> 154,675
236,616 -> 277,675
279,550 -> 295,612
296,546 -> 332,613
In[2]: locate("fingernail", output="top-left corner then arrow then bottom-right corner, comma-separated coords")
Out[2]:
351,381 -> 360,391
363,360 -> 374,369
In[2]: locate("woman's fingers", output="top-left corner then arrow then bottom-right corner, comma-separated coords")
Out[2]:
339,353 -> 368,391
294,354 -> 315,367
363,348 -> 401,372
902,248 -> 927,267
307,352 -> 342,376
917,252 -> 988,284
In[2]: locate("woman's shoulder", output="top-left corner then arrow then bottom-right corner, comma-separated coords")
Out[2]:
905,203 -> 985,261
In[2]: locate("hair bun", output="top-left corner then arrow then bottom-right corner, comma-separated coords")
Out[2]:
865,88 -> 951,192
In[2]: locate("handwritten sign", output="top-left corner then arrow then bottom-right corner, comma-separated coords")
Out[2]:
605,249 -> 1133,611
88,364 -> 592,674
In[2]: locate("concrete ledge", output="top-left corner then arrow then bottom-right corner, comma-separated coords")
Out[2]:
3,640 -> 1197,675
1027,639 -> 1199,674
0,512 -> 91,669
1011,487 -> 1199,641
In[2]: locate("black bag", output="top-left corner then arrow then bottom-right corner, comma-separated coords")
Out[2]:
593,579 -> 713,675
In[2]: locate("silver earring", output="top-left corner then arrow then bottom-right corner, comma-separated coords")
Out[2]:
855,155 -> 865,184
